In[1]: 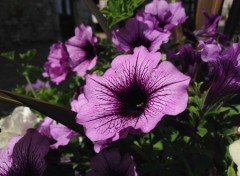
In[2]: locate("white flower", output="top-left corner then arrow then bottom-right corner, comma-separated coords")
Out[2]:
229,140 -> 240,176
0,106 -> 38,148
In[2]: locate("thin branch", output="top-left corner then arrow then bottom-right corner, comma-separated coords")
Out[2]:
83,0 -> 112,40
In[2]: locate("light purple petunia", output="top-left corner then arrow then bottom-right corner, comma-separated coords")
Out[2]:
0,129 -> 49,176
76,46 -> 190,151
112,17 -> 170,53
138,0 -> 187,32
65,24 -> 98,77
25,79 -> 50,91
43,41 -> 70,84
86,148 -> 138,176
38,117 -> 79,149
200,42 -> 240,107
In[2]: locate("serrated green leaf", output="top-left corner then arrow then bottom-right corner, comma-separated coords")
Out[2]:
102,0 -> 146,28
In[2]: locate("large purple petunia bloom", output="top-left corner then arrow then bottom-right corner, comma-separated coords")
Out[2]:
65,24 -> 98,76
86,148 -> 137,176
76,46 -> 190,150
200,42 -> 240,107
0,129 -> 49,176
43,41 -> 70,84
38,117 -> 79,149
112,18 -> 170,53
138,0 -> 187,32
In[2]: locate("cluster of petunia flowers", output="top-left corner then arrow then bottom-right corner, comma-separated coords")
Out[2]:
1,0 -> 240,175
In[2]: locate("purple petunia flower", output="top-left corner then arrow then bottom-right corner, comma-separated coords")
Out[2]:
192,9 -> 230,45
25,79 -> 50,91
200,42 -> 240,107
0,129 -> 49,176
168,44 -> 201,77
86,148 -> 138,176
38,117 -> 79,149
112,18 -> 170,53
138,0 -> 187,32
65,24 -> 98,76
76,46 -> 190,150
43,41 -> 70,84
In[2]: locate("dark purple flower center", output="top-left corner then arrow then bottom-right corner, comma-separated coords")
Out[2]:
158,20 -> 167,28
130,36 -> 151,50
82,41 -> 96,60
117,81 -> 148,117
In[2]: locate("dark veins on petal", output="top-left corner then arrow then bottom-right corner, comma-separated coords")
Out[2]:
82,41 -> 96,60
5,137 -> 45,176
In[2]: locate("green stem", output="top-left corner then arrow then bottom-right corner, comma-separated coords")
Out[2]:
182,154 -> 194,176
24,74 -> 37,99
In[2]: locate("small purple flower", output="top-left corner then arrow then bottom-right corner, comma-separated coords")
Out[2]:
193,9 -> 230,45
38,117 -> 79,149
201,42 -> 240,107
168,44 -> 201,77
138,0 -> 187,32
65,24 -> 98,76
0,129 -> 49,176
25,79 -> 50,91
43,41 -> 70,84
86,148 -> 137,176
194,9 -> 221,41
76,46 -> 190,149
112,18 -> 170,53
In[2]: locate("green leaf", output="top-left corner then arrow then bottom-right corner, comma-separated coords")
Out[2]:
197,127 -> 208,137
19,49 -> 37,62
227,166 -> 236,176
101,0 -> 146,28
1,51 -> 15,61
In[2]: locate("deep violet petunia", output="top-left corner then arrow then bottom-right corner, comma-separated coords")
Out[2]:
0,129 -> 49,176
168,44 -> 201,77
193,9 -> 230,45
43,41 -> 70,84
200,42 -> 240,107
112,17 -> 170,53
138,0 -> 187,32
86,148 -> 137,176
76,46 -> 190,150
65,24 -> 98,76
38,117 -> 79,149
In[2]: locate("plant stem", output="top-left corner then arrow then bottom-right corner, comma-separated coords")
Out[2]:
24,74 -> 37,98
83,0 -> 112,40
